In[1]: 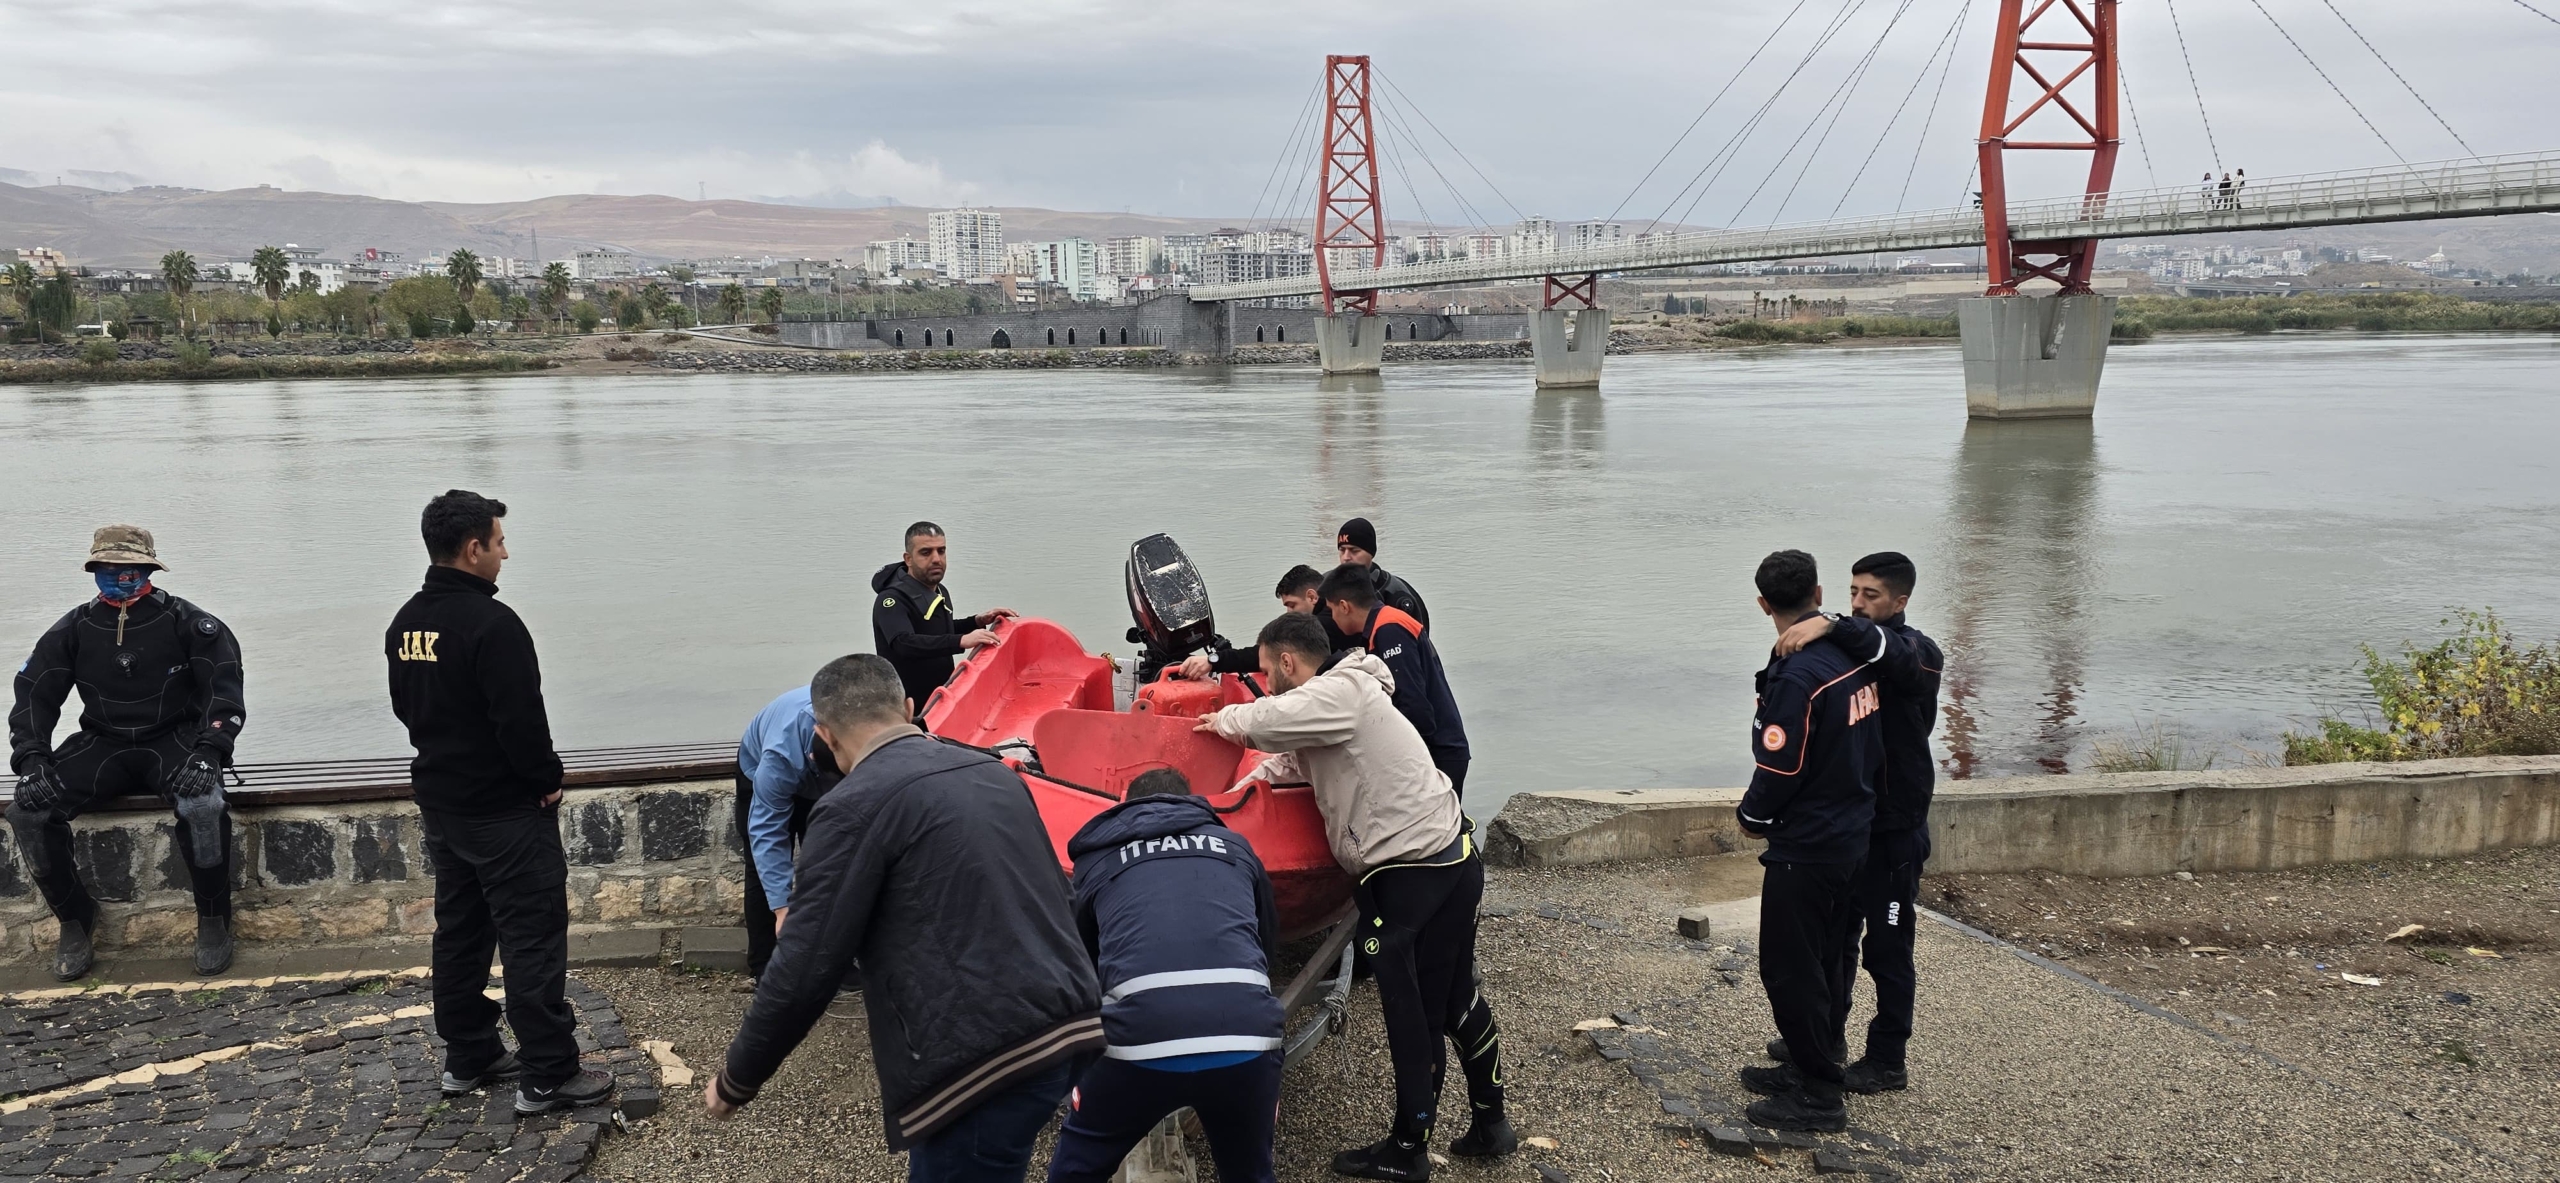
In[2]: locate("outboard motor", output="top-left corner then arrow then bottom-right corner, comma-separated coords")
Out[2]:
1125,533 -> 1217,683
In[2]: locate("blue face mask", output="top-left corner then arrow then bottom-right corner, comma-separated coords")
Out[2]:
94,566 -> 153,602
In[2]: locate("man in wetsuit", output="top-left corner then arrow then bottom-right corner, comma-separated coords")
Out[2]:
870,521 -> 1014,713
9,525 -> 246,980
1773,551 -> 1943,1094
1336,518 -> 1428,629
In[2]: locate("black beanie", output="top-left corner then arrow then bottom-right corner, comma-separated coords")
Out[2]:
1337,517 -> 1378,555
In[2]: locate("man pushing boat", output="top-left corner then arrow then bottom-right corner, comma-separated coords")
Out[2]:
872,521 -> 1015,714
1196,612 -> 1515,1180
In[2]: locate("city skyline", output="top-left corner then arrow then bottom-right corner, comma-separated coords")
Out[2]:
2,1 -> 2554,221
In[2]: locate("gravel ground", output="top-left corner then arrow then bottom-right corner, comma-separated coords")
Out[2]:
583,853 -> 2541,1182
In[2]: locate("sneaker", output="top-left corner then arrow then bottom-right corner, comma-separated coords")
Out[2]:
1737,1063 -> 1800,1097
194,915 -> 234,977
1448,1114 -> 1516,1158
53,919 -> 94,982
1765,1037 -> 1791,1063
442,1052 -> 523,1096
1745,1085 -> 1848,1133
515,1067 -> 613,1115
1331,1133 -> 1432,1180
1844,1057 -> 1908,1094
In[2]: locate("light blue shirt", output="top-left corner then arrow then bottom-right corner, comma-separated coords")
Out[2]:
735,685 -> 818,910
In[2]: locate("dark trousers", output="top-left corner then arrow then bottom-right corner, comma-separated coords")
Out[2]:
906,1059 -> 1075,1183
1352,844 -> 1504,1136
732,773 -> 813,979
1429,746 -> 1469,800
1758,857 -> 1860,1090
420,807 -> 581,1090
7,730 -> 231,928
1833,827 -> 1929,1069
1046,1054 -> 1281,1183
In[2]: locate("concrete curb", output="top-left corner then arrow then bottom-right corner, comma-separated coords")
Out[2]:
1484,755 -> 2560,875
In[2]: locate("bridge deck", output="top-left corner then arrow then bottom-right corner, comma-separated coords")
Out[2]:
1187,151 -> 2560,302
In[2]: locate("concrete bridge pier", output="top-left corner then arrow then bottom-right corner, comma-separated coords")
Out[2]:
1314,313 -> 1385,374
1958,294 -> 2116,418
1531,308 -> 1608,387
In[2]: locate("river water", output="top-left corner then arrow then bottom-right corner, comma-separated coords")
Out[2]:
5,333 -> 2556,817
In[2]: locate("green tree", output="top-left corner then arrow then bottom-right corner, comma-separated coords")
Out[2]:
541,262 -> 572,330
381,276 -> 458,335
30,273 -> 77,338
3,261 -> 34,337
570,300 -> 602,333
640,281 -> 671,322
446,249 -> 483,303
666,265 -> 696,283
716,283 -> 747,324
160,250 -> 197,336
758,287 -> 785,324
453,303 -> 476,335
615,293 -> 645,330
250,246 -> 291,310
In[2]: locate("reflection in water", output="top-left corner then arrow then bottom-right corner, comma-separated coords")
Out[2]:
1528,389 -> 1605,473
1313,374 -> 1386,540
1937,419 -> 2099,778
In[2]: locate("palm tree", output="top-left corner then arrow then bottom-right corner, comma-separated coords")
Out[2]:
717,283 -> 747,325
541,262 -> 572,332
160,250 -> 197,337
758,287 -> 785,324
4,261 -> 35,333
250,246 -> 291,312
447,249 -> 483,303
640,281 -> 671,322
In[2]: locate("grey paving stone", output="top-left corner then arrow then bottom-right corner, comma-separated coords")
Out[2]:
567,929 -> 663,969
679,927 -> 747,973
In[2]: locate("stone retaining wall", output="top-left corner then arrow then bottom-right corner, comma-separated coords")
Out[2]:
0,779 -> 742,966
1484,755 -> 2560,875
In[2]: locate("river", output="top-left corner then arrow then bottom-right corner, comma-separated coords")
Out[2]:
5,332 -> 2556,817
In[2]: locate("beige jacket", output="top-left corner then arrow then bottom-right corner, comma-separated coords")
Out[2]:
1204,651 -> 1462,878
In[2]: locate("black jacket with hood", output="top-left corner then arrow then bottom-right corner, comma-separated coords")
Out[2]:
719,729 -> 1102,1150
870,562 -> 979,709
1068,795 -> 1284,1065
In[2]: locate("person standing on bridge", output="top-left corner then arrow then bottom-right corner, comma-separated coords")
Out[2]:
1770,552 -> 1943,1096
733,684 -> 842,982
1318,563 -> 1471,799
872,521 -> 1015,717
8,525 -> 247,980
1046,768 -> 1285,1183
1733,549 -> 1881,1133
387,490 -> 612,1115
1198,611 -> 1516,1179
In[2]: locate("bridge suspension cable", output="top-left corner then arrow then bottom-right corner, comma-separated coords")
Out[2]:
2244,0 -> 2408,166
1376,71 -> 1525,224
1371,87 -> 1498,233
1758,0 -> 1925,228
1895,0 -> 1975,209
1602,0 -> 1819,225
1244,78 -> 1323,232
2314,0 -> 2476,157
1652,0 -> 1874,235
2162,0 -> 2222,172
2509,0 -> 2560,27
1833,0 -> 1976,219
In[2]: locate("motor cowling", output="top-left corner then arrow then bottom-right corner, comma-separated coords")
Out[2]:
1125,533 -> 1216,665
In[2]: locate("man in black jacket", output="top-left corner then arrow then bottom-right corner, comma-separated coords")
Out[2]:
871,521 -> 1014,712
1336,517 -> 1428,629
386,490 -> 611,1115
1733,550 -> 1880,1133
1317,563 -> 1471,798
1048,769 -> 1284,1183
1775,552 -> 1943,1093
9,525 -> 246,980
1176,564 -> 1325,680
709,653 -> 1101,1183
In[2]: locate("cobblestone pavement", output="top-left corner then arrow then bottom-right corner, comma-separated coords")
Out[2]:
1,971 -> 657,1183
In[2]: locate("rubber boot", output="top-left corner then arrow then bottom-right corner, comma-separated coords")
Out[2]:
54,917 -> 95,982
1332,1128 -> 1432,1180
195,915 -> 234,976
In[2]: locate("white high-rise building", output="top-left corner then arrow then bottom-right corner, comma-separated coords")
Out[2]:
865,237 -> 931,275
928,208 -> 1005,279
1014,238 -> 1103,300
1510,217 -> 1557,256
1103,235 -> 1163,277
1569,221 -> 1624,252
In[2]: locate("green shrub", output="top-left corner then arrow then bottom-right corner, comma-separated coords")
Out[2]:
81,339 -> 119,365
2111,318 -> 2153,341
2090,721 -> 2216,773
454,305 -> 476,335
1841,320 -> 1866,337
173,341 -> 213,371
408,311 -> 437,339
2286,610 -> 2560,764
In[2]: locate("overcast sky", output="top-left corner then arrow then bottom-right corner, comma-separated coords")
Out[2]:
2,0 -> 2553,224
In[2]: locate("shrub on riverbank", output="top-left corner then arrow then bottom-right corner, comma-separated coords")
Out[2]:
0,352 -> 554,384
1714,314 -> 1958,343
2285,610 -> 2560,765
2123,292 -> 2560,335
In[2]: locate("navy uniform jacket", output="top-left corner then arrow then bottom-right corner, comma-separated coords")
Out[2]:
1361,605 -> 1467,756
1823,612 -> 1944,834
1738,623 -> 1882,865
1067,795 -> 1284,1065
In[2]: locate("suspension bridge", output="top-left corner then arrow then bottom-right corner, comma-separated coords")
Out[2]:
1181,0 -> 2560,416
